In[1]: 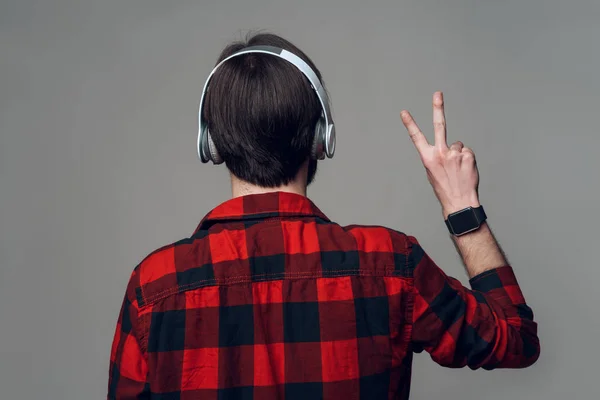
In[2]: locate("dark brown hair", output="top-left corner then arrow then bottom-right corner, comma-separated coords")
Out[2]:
203,33 -> 326,187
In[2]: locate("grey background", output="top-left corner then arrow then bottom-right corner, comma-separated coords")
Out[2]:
1,0 -> 598,399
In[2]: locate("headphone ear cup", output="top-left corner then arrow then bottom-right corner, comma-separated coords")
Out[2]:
207,130 -> 224,164
199,125 -> 210,163
325,123 -> 335,158
311,117 -> 326,160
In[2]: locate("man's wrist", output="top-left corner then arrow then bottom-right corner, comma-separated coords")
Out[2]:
442,197 -> 481,219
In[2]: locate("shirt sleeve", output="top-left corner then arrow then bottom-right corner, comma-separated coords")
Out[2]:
408,236 -> 540,370
108,270 -> 150,399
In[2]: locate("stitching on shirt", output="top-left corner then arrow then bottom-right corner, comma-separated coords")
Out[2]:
406,240 -> 410,271
405,277 -> 416,346
140,268 -> 400,307
404,238 -> 416,347
140,278 -> 146,307
138,310 -> 150,356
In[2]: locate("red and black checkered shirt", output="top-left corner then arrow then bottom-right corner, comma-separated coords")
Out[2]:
108,192 -> 539,399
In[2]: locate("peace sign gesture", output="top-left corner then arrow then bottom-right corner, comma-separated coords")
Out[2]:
401,92 -> 481,219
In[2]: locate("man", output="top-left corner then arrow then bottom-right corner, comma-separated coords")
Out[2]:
108,33 -> 539,399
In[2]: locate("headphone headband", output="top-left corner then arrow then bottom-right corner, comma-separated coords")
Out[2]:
197,45 -> 335,163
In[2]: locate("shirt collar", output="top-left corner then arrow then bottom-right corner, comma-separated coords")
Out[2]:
194,191 -> 330,233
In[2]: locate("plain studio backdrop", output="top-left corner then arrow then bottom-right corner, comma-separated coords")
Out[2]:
1,0 -> 598,399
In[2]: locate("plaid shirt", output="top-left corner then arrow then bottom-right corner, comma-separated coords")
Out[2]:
108,192 -> 539,399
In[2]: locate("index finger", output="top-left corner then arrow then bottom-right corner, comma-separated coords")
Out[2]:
401,110 -> 430,154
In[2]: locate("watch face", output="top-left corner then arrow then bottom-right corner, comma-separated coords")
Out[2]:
448,208 -> 480,235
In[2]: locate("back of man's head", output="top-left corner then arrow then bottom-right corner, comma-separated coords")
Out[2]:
203,33 -> 325,188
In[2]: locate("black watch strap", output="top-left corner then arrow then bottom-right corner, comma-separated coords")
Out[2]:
472,206 -> 487,224
445,206 -> 487,236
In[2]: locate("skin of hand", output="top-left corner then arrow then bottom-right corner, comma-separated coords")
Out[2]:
400,91 -> 481,219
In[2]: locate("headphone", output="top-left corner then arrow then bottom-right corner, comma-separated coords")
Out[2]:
197,45 -> 335,164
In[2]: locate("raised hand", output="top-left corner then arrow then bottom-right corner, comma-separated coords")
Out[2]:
401,91 -> 480,219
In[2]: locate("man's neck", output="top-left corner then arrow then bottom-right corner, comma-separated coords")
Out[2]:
231,175 -> 307,198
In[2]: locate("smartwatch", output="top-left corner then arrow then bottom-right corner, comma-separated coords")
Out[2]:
445,206 -> 487,236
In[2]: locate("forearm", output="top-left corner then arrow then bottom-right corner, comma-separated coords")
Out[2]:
452,221 -> 508,278
410,235 -> 540,369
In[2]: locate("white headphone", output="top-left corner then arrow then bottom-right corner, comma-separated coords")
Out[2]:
197,45 -> 335,164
